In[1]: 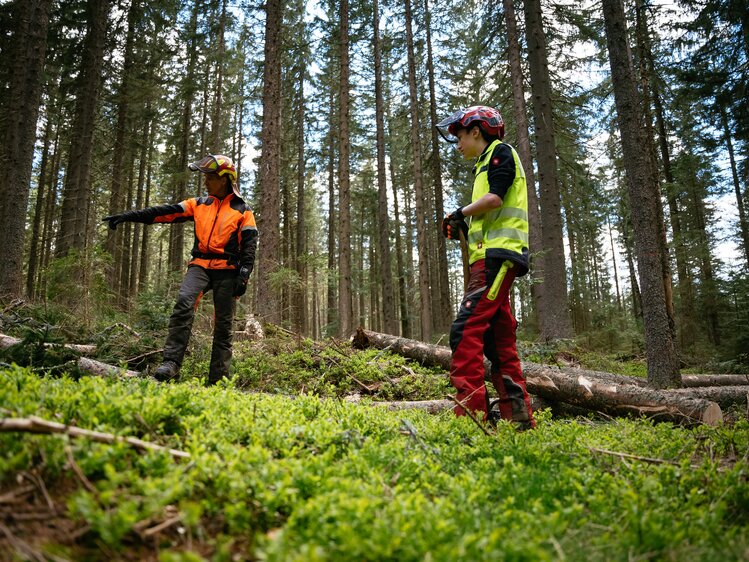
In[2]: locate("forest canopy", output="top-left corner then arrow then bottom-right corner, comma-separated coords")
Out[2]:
0,0 -> 747,367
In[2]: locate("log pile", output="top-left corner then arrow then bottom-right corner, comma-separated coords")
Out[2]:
353,328 -> 749,426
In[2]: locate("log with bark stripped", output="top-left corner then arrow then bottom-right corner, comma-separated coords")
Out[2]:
352,328 -> 724,426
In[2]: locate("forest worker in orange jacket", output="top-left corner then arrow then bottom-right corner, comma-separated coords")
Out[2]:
437,106 -> 535,430
103,154 -> 257,385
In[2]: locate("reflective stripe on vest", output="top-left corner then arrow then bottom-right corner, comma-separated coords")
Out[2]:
467,140 -> 529,264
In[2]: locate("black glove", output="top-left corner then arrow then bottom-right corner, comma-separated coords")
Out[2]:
442,207 -> 467,240
102,214 -> 127,230
233,265 -> 252,297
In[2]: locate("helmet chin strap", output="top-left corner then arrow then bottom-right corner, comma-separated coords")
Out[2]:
437,126 -> 458,143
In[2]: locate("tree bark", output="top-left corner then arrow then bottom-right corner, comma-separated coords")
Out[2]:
353,329 -> 723,425
294,61 -> 307,334
373,0 -> 397,335
169,3 -> 200,272
256,0 -> 283,325
720,107 -> 749,269
602,0 -> 680,388
404,0 -> 432,342
105,0 -> 138,297
26,102 -> 54,300
522,0 -> 572,340
0,0 -> 50,298
337,0 -> 353,337
503,0 -> 544,328
423,0 -> 452,335
56,0 -> 110,258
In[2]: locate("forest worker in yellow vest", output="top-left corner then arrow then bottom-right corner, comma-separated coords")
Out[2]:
437,106 -> 535,430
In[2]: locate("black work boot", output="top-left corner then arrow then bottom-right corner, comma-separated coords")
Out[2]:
153,360 -> 180,382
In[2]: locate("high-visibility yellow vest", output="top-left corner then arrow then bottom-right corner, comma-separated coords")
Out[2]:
467,139 -> 529,276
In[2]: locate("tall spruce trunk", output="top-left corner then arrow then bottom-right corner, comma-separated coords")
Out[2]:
503,0 -> 543,329
424,0 -> 452,334
338,0 -> 354,336
522,0 -> 572,340
602,0 -> 680,388
26,106 -> 54,300
404,0 -> 432,342
169,3 -> 200,272
256,0 -> 283,325
720,107 -> 749,269
294,64 -> 307,334
105,0 -> 138,296
209,0 -> 227,152
326,110 -> 338,334
373,0 -> 397,335
56,0 -> 109,258
0,0 -> 50,297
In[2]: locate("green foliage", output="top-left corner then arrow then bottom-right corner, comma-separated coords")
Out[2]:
1,366 -> 748,560
179,339 -> 452,401
44,248 -> 113,328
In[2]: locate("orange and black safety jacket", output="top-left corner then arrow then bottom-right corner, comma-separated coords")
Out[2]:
120,194 -> 257,271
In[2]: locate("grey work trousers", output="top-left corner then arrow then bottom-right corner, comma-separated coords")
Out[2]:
163,265 -> 237,382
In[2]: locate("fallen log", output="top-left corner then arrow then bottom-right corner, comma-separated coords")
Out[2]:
680,374 -> 749,388
0,333 -> 140,378
0,333 -> 96,355
352,328 -> 723,426
668,386 -> 749,410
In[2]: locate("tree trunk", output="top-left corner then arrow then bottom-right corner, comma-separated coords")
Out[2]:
373,0 -> 397,335
353,329 -> 722,425
105,0 -> 138,297
256,0 -> 283,325
503,0 -> 544,329
26,104 -> 54,300
602,0 -> 680,388
294,62 -> 307,334
56,0 -> 110,258
337,0 -> 353,336
404,0 -> 432,342
209,0 -> 227,152
423,0 -> 452,335
720,106 -> 749,269
169,3 -> 200,272
0,0 -> 50,298
326,98 -> 338,334
522,0 -> 572,340
138,112 -> 155,293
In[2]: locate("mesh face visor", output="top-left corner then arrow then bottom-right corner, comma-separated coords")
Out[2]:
436,109 -> 466,143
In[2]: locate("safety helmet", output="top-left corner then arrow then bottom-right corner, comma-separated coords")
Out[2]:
189,154 -> 240,196
436,105 -> 505,143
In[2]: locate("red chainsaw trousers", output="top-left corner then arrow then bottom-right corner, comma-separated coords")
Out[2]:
449,259 -> 535,427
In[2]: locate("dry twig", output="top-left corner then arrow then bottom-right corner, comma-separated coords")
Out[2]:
446,395 -> 493,437
0,416 -> 190,460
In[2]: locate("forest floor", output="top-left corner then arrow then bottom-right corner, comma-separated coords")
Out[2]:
1,320 -> 748,561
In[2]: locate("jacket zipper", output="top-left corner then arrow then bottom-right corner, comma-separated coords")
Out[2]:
205,196 -> 226,253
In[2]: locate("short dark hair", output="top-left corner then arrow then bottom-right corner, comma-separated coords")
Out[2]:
469,123 -> 500,143
453,123 -> 499,143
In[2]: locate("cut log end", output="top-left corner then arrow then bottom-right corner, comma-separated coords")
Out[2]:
702,402 -> 723,426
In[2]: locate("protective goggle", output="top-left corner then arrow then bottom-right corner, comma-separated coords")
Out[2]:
188,155 -> 222,174
435,109 -> 466,143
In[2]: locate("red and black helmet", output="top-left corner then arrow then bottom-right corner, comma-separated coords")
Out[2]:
436,105 -> 505,143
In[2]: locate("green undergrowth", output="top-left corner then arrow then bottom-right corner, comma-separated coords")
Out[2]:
1,367 -> 748,561
179,338 -> 452,401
